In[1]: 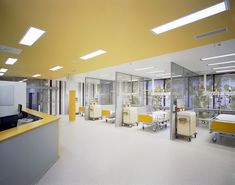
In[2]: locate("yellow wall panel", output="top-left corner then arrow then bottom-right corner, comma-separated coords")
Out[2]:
69,90 -> 76,121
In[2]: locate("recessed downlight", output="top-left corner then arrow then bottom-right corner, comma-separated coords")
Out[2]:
5,58 -> 18,65
19,26 -> 46,46
152,1 -> 228,34
50,66 -> 63,71
201,52 -> 235,61
32,74 -> 41,77
0,68 -> 8,73
80,50 -> 107,60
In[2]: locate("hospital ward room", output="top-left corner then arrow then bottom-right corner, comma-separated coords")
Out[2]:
1,1 -> 235,185
74,66 -> 235,146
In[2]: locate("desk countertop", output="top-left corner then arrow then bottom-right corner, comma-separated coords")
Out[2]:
0,108 -> 60,142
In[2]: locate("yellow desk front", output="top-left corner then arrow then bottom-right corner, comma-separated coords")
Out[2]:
0,108 -> 60,185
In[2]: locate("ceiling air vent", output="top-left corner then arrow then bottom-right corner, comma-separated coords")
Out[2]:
0,44 -> 22,54
195,27 -> 228,40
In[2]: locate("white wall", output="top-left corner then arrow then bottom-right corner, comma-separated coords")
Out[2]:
0,81 -> 26,117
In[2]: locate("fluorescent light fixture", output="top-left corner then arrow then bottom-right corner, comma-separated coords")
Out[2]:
100,74 -> 110,77
216,69 -> 235,73
19,26 -> 45,46
155,73 -> 171,77
21,79 -> 27,82
19,79 -> 27,82
173,75 -> 183,78
201,52 -> 235,61
32,74 -> 41,77
208,60 -> 235,66
0,73 -> 4,76
5,58 -> 18,65
161,75 -> 182,79
135,66 -> 154,71
213,65 -> 235,70
80,50 -> 107,60
161,76 -> 171,79
50,66 -> 63,71
146,70 -> 164,74
0,68 -> 8,73
152,1 -> 228,34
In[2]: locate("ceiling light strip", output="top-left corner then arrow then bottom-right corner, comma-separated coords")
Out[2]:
80,50 -> 107,60
50,66 -> 63,71
216,69 -> 235,73
146,70 -> 164,74
208,60 -> 235,66
201,52 -> 235,61
32,74 -> 41,77
135,66 -> 154,71
213,65 -> 235,70
152,2 -> 228,34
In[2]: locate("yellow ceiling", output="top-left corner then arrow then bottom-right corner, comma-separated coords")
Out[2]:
0,0 -> 235,79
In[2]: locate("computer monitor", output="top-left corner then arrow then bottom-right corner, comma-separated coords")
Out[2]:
0,115 -> 18,131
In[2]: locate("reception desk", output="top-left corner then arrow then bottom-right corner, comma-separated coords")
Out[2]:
0,108 -> 60,185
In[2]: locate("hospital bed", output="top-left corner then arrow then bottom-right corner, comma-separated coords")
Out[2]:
210,114 -> 235,142
138,111 -> 169,132
102,109 -> 115,123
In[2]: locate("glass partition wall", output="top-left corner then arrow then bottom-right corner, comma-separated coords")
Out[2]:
115,72 -> 146,127
84,77 -> 115,120
145,79 -> 171,110
170,62 -> 198,139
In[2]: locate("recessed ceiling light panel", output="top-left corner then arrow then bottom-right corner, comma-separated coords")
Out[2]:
152,2 -> 228,34
0,68 -> 8,73
80,50 -> 107,60
201,52 -> 235,61
50,66 -> 63,71
213,65 -> 235,70
208,60 -> 235,66
5,58 -> 18,65
155,73 -> 171,77
216,69 -> 235,73
135,66 -> 154,71
19,26 -> 46,46
100,74 -> 110,77
32,74 -> 41,77
146,70 -> 164,74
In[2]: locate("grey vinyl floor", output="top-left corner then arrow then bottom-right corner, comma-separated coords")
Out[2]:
37,115 -> 235,185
